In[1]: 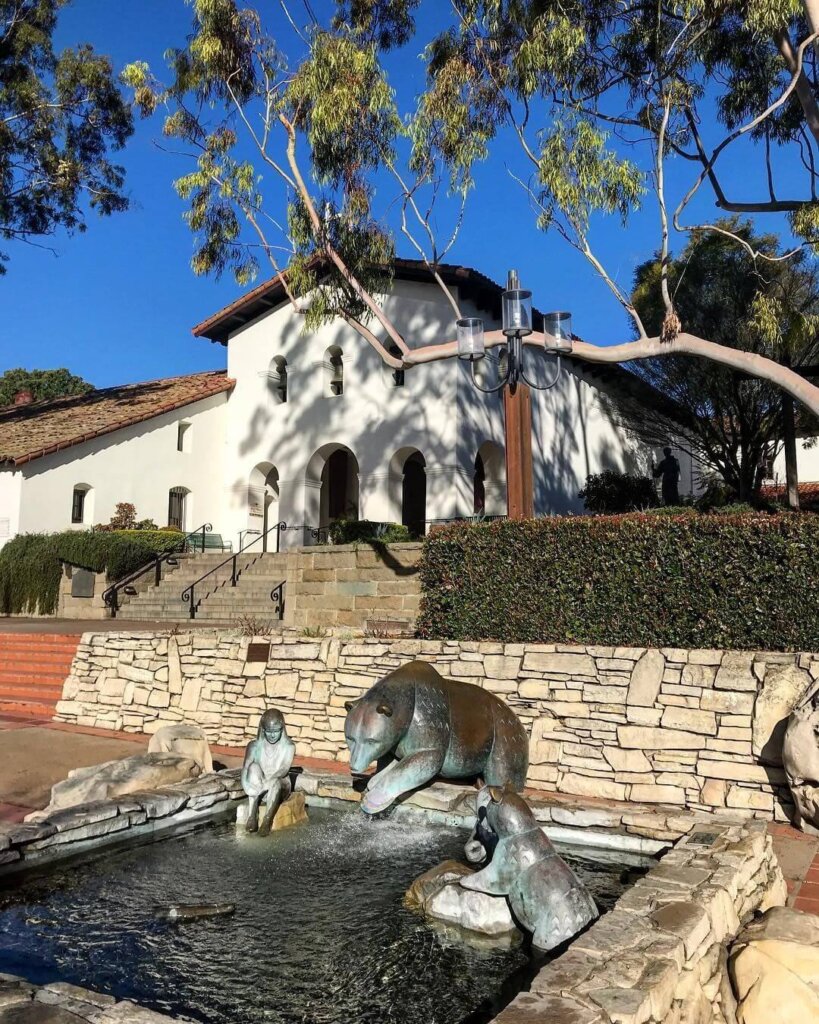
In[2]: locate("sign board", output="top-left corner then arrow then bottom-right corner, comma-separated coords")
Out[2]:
71,568 -> 96,599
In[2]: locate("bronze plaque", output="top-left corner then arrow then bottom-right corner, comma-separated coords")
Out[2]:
246,642 -> 271,664
71,568 -> 96,599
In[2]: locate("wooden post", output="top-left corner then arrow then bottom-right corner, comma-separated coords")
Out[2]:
504,382 -> 535,519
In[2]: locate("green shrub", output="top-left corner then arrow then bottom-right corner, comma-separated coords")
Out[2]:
0,530 -> 185,616
327,519 -> 412,545
416,514 -> 819,650
579,470 -> 658,513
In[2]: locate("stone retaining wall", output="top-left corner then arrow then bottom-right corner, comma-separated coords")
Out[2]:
55,634 -> 817,822
0,768 -> 244,877
287,542 -> 422,631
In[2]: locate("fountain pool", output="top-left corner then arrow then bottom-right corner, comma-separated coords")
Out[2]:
0,809 -> 650,1024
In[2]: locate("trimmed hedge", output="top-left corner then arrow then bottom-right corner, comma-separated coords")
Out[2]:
327,519 -> 412,545
416,514 -> 819,651
0,530 -> 185,616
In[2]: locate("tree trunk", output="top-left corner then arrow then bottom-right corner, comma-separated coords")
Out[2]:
504,383 -> 534,519
782,391 -> 801,509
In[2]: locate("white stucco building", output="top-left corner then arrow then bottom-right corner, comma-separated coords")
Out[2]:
0,262 -> 694,550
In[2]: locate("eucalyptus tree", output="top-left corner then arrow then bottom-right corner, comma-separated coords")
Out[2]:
620,221 -> 819,499
0,0 -> 134,271
125,0 -> 819,415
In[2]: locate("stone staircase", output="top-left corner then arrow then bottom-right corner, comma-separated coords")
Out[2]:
0,633 -> 80,720
113,551 -> 290,624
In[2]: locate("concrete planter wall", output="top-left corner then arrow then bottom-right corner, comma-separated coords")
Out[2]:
55,634 -> 817,824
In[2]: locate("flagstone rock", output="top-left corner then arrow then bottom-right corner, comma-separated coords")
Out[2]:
627,649 -> 665,707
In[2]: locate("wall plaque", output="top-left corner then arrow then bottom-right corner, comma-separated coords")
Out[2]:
71,568 -> 96,599
247,642 -> 271,664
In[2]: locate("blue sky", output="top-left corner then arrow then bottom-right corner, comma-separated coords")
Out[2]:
0,1 -> 809,388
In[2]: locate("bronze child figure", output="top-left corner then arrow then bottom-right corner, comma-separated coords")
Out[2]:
241,708 -> 295,835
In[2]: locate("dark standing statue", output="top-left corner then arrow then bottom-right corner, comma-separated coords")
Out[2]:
461,786 -> 598,951
344,661 -> 529,814
652,446 -> 681,506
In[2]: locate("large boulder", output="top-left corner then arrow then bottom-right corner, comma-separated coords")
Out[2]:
753,664 -> 812,765
148,724 -> 213,773
729,907 -> 819,1024
404,859 -> 519,940
782,683 -> 819,833
28,753 -> 200,820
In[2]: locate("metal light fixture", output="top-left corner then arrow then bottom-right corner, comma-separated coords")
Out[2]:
456,317 -> 486,361
544,311 -> 573,354
458,270 -> 571,394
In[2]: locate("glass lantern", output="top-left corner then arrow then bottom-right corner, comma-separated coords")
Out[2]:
543,311 -> 573,353
502,288 -> 533,337
457,317 -> 486,361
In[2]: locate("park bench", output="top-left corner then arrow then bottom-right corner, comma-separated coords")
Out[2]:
186,532 -> 233,554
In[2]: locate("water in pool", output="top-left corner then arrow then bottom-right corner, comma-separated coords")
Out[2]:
0,810 -> 646,1024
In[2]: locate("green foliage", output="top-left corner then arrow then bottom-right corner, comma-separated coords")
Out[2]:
93,502 -> 157,531
579,470 -> 658,514
624,219 -> 819,498
0,530 -> 184,615
0,0 -> 133,272
417,515 -> 819,650
327,519 -> 411,545
0,368 -> 93,406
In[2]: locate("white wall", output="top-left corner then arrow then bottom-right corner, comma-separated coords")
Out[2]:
16,393 -> 228,538
224,279 -> 465,548
771,437 -> 819,485
0,469 -> 22,550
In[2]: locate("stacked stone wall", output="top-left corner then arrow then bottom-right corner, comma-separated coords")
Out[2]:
286,543 -> 422,631
56,634 -> 816,822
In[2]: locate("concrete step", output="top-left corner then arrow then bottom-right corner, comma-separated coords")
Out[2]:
0,699 -> 58,720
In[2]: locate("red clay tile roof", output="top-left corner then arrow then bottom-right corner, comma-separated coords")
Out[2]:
192,258 -> 513,344
0,370 -> 233,467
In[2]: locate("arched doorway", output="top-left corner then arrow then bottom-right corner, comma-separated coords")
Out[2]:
401,452 -> 426,537
305,444 -> 360,539
248,463 -> 280,548
474,441 -> 507,516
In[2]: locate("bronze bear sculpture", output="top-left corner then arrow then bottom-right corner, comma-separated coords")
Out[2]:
344,661 -> 529,814
461,786 -> 598,952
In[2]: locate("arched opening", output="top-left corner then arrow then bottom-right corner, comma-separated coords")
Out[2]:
474,441 -> 507,517
267,356 -> 287,404
248,463 -> 280,548
71,484 -> 92,525
382,341 -> 405,389
325,346 -> 344,397
401,451 -> 426,537
305,444 -> 360,539
168,486 -> 190,531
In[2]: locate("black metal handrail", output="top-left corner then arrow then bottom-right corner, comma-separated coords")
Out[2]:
271,581 -> 286,620
103,523 -> 213,617
182,521 -> 286,620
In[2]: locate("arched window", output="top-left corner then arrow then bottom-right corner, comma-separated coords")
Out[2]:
325,346 -> 344,397
385,341 -> 404,388
168,486 -> 190,531
267,356 -> 288,404
71,484 -> 91,525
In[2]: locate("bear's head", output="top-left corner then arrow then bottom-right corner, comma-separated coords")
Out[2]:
344,688 -> 406,772
483,785 -> 538,837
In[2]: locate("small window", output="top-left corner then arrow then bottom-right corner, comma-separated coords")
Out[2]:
326,346 -> 344,397
71,486 -> 88,524
385,342 -> 404,388
177,422 -> 191,452
268,356 -> 288,404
